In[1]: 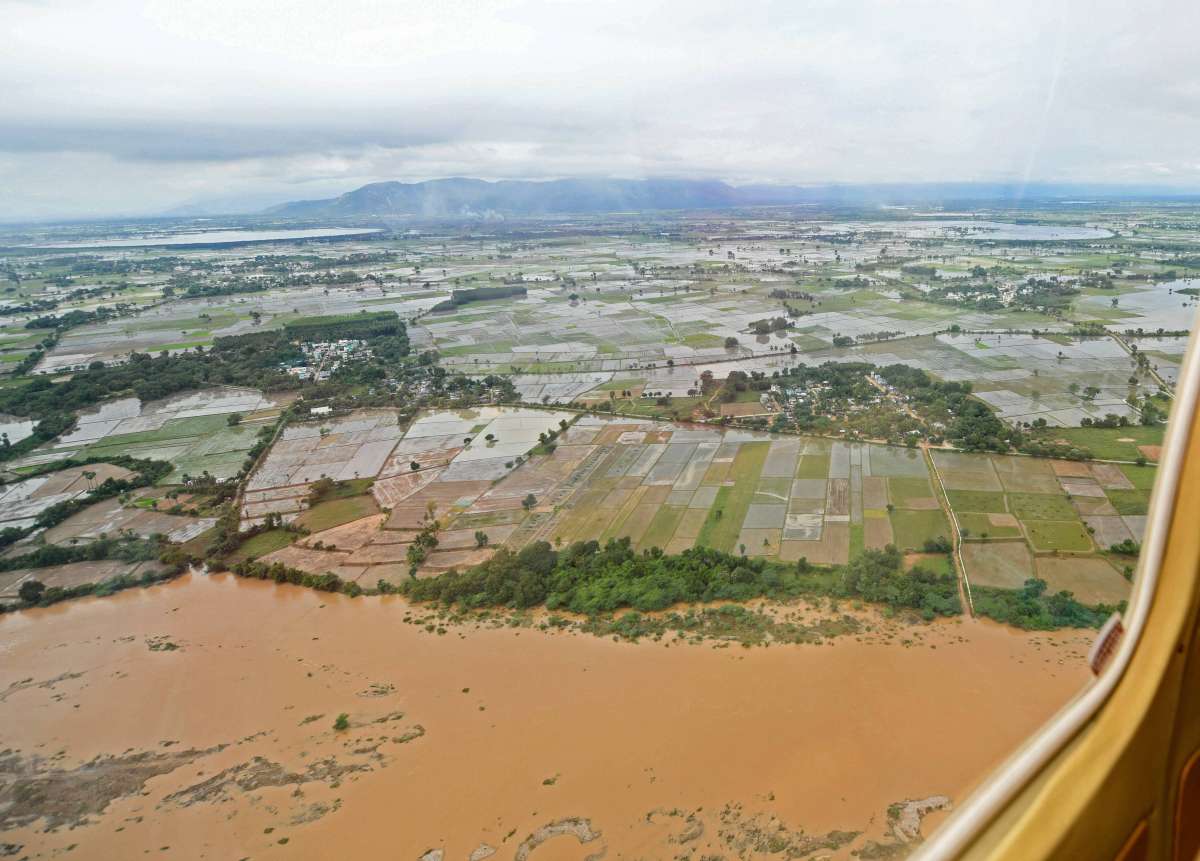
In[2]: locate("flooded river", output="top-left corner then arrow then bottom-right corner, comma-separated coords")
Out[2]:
0,573 -> 1091,859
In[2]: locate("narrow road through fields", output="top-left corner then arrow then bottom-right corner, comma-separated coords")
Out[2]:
1108,329 -> 1174,401
922,443 -> 974,617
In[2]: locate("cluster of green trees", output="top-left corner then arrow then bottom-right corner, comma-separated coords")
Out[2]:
11,331 -> 58,376
707,369 -> 771,404
26,306 -> 126,330
401,539 -> 961,620
878,364 -> 1012,451
1109,538 -> 1141,556
6,564 -> 183,613
1015,277 -> 1080,312
406,518 -> 441,574
430,285 -> 527,312
229,558 -> 362,597
3,299 -> 57,315
973,579 -> 1118,630
177,280 -> 267,299
751,317 -> 789,334
283,310 -> 403,341
0,534 -> 163,574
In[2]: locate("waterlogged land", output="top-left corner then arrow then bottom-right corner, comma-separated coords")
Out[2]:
0,207 -> 1190,858
0,573 -> 1091,860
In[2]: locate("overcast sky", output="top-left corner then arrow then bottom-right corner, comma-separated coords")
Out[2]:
4,0 -> 1199,218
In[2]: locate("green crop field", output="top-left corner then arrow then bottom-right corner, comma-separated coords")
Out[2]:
1031,425 -> 1163,461
1105,489 -> 1150,516
1023,520 -> 1094,552
228,529 -> 294,563
639,505 -> 685,551
907,552 -> 953,577
83,414 -> 233,451
888,476 -> 936,507
1119,463 -> 1158,491
957,512 -> 1021,539
696,442 -> 769,551
945,490 -> 1007,513
889,508 -> 950,551
849,521 -> 864,557
296,494 -> 380,532
795,454 -> 830,478
1008,492 -> 1077,521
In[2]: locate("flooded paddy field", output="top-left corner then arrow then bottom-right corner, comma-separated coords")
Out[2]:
11,387 -> 293,480
0,571 -> 1093,860
0,208 -> 1193,859
40,285 -> 447,371
33,227 -> 384,249
241,406 -> 577,582
0,462 -> 137,530
3,210 -> 1192,432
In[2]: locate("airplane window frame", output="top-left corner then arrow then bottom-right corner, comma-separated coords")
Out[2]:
914,311 -> 1200,859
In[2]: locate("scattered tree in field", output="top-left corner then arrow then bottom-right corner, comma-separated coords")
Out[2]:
475,530 -> 489,548
308,477 -> 336,505
522,493 -> 537,512
333,713 -> 350,731
18,579 -> 45,604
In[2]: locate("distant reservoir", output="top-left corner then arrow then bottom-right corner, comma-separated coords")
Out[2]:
35,227 -> 383,249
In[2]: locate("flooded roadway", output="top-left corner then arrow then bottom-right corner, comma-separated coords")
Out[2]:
0,573 -> 1092,859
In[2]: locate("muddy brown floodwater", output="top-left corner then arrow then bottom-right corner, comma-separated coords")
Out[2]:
0,573 -> 1092,860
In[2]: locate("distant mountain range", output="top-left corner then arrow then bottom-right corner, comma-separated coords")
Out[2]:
265,178 -> 1200,218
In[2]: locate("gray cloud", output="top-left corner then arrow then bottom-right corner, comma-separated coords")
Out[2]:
2,0 -> 1199,217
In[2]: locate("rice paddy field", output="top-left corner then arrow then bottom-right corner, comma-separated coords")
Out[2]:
2,204 -> 1198,861
8,386 -> 293,481
232,406 -> 1144,610
2,210 -> 1193,427
0,208 -> 1192,611
930,448 -> 1148,602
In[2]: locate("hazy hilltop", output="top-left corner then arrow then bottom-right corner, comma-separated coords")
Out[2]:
266,178 -> 1199,218
267,177 -> 746,217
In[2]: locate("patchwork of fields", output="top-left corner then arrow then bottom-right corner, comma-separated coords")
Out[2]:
232,407 -> 1143,609
13,386 -> 292,481
932,449 -> 1150,604
1,214 -> 1187,615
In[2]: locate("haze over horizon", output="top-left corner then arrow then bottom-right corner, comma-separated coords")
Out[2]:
4,0 -> 1199,219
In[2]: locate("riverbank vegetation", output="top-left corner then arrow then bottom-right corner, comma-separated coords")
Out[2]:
972,578 -> 1119,630
400,540 -> 963,620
